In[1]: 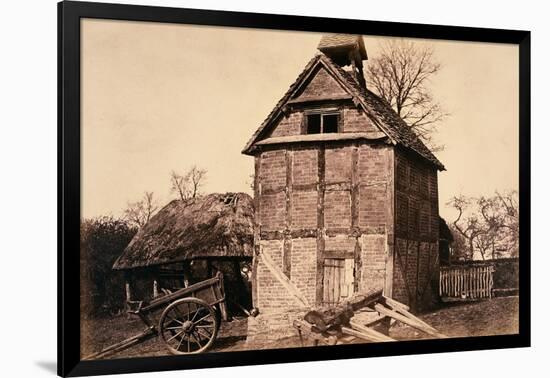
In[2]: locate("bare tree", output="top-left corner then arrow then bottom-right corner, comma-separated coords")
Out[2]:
447,195 -> 481,260
495,190 -> 519,257
365,40 -> 447,150
447,191 -> 519,261
124,191 -> 158,228
187,166 -> 207,199
449,227 -> 469,262
170,166 -> 207,201
170,171 -> 187,201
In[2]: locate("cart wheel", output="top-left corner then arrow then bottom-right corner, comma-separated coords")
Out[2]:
159,298 -> 219,354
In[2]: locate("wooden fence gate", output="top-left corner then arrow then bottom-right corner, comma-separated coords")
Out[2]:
440,265 -> 494,301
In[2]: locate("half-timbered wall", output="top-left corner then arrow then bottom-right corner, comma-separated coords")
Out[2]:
247,141 -> 394,341
246,59 -> 440,342
393,149 -> 440,311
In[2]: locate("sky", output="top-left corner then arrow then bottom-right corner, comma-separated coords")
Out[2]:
81,19 -> 519,222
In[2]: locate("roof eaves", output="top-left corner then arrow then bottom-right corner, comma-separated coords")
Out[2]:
320,56 -> 445,170
243,52 -> 444,170
241,55 -> 323,155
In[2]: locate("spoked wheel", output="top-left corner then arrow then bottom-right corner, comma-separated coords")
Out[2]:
159,298 -> 219,354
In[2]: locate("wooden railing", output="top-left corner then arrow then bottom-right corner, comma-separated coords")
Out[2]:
440,265 -> 494,300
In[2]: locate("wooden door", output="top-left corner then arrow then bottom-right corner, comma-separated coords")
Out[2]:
322,258 -> 354,305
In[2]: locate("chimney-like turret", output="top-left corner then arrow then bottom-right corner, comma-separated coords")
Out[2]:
317,34 -> 367,89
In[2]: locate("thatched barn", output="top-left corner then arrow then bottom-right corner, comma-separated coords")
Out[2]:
113,192 -> 254,314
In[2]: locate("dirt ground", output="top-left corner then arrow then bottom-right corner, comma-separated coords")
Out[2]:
81,296 -> 519,360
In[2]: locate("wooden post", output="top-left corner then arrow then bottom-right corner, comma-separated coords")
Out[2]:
124,273 -> 133,318
315,144 -> 326,305
125,281 -> 132,302
348,321 -> 396,342
217,272 -> 229,321
384,148 -> 395,298
207,259 -> 213,278
283,149 -> 293,278
182,261 -> 190,288
252,154 -> 261,308
485,266 -> 490,298
351,144 -> 361,293
492,265 -> 495,297
153,279 -> 159,298
353,238 -> 362,293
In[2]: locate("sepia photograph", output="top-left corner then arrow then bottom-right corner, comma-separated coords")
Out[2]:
78,18 -> 521,360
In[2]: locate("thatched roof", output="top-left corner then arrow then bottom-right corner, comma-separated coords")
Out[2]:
113,193 -> 254,270
439,217 -> 454,242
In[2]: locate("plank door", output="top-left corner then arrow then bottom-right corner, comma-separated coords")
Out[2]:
322,258 -> 355,306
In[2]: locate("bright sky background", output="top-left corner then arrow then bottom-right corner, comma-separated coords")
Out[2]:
81,19 -> 519,222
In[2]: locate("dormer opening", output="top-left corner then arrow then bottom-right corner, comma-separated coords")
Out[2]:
306,111 -> 340,134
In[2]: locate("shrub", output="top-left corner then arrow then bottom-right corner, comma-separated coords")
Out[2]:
80,217 -> 137,317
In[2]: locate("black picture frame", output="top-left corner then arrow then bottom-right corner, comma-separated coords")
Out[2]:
58,1 -> 531,376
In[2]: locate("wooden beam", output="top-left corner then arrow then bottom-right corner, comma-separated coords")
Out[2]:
385,148 -> 395,297
358,314 -> 387,328
351,144 -> 359,230
153,279 -> 159,298
287,94 -> 353,104
260,227 -> 391,240
341,326 -> 395,343
252,155 -> 261,308
83,326 -> 156,360
125,281 -> 132,302
217,272 -> 229,321
348,321 -> 396,342
304,289 -> 383,331
259,250 -> 309,307
382,295 -> 410,312
293,319 -> 338,346
283,149 -> 293,278
351,144 -> 362,293
351,311 -> 386,327
346,288 -> 384,311
337,335 -> 357,344
353,238 -> 362,293
283,238 -> 292,278
323,250 -> 355,259
261,229 -> 318,240
381,297 -> 440,334
315,144 -> 326,305
374,303 -> 447,338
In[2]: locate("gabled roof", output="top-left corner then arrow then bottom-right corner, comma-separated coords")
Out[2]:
242,53 -> 445,171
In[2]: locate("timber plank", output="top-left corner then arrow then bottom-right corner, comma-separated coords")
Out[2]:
374,303 -> 447,338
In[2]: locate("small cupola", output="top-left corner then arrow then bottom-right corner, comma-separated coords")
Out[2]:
318,34 -> 367,88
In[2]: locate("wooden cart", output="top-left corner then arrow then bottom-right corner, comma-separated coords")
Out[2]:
85,272 -> 228,359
